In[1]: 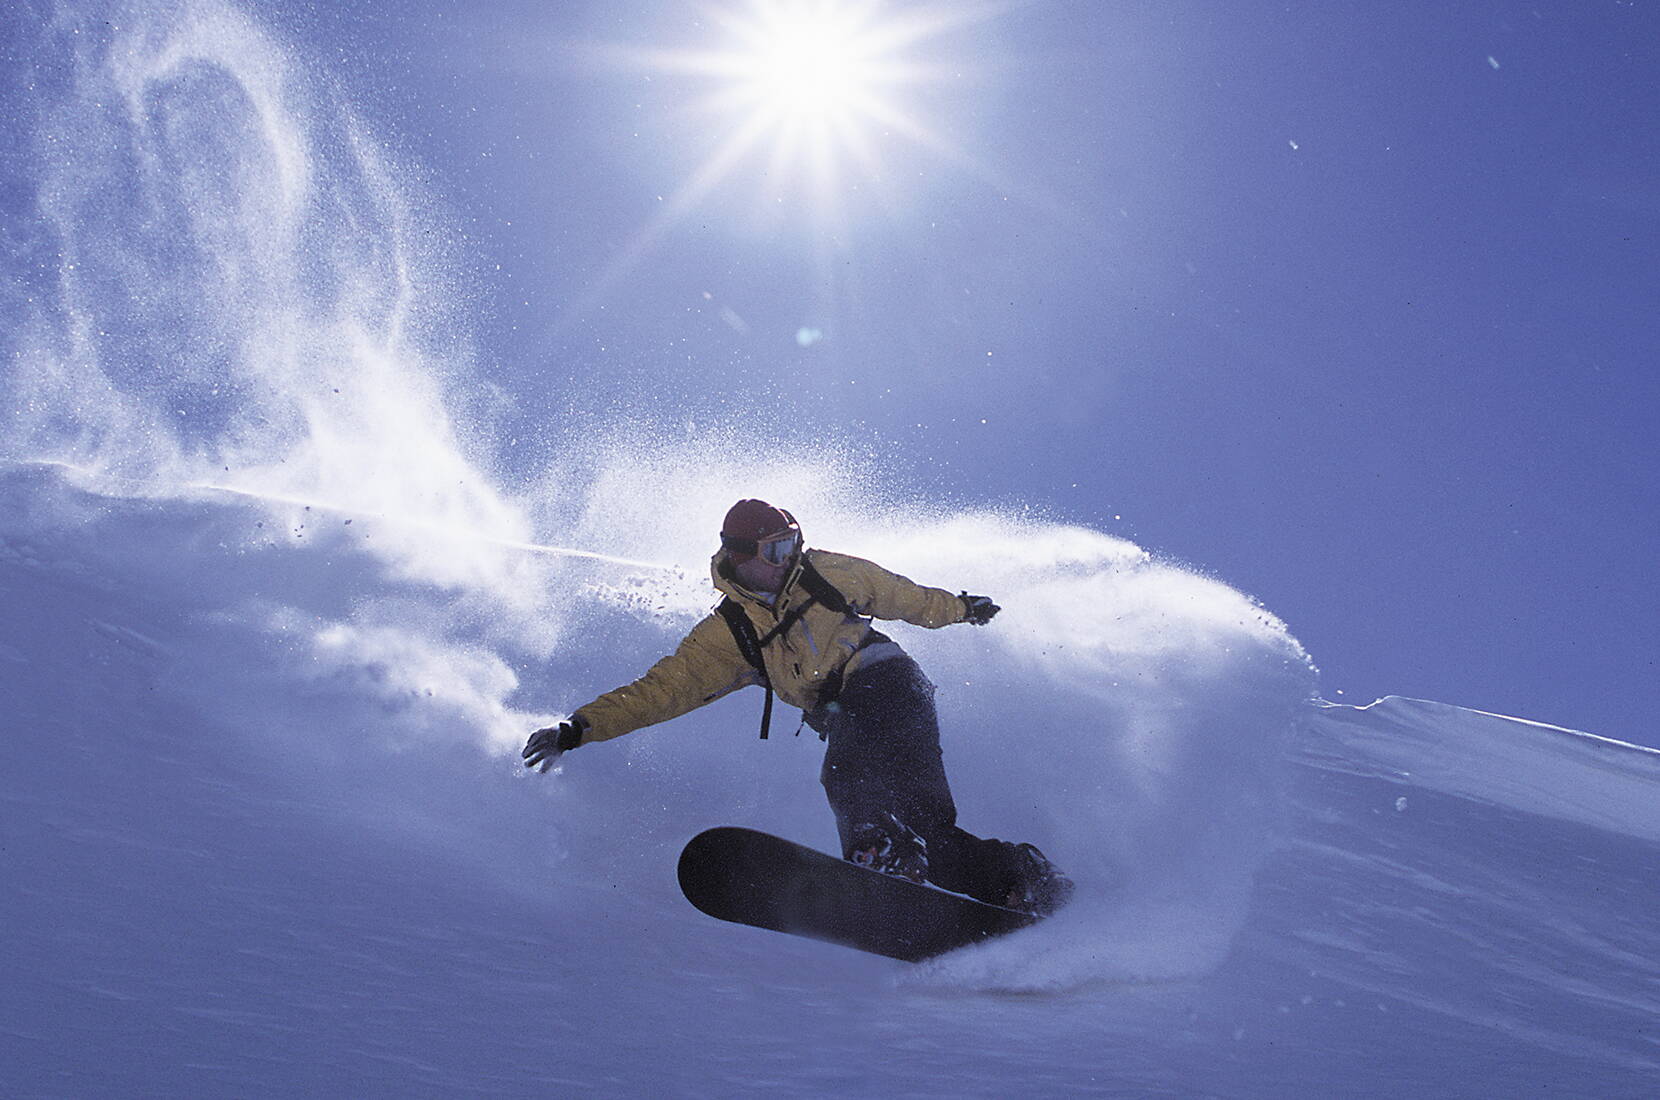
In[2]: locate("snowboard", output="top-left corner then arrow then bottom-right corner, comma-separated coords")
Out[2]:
677,826 -> 1039,963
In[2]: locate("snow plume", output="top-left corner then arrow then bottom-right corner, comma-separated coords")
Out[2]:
3,0 -> 534,613
522,435 -> 1317,990
874,514 -> 1316,990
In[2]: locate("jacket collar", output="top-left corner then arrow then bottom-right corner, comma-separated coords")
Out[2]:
711,549 -> 806,607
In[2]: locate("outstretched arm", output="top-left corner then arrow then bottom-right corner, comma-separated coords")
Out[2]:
522,615 -> 758,770
811,550 -> 998,629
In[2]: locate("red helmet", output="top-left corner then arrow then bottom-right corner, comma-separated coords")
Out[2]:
721,499 -> 801,565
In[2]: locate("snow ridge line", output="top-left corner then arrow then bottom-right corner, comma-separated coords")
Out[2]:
190,481 -> 681,572
5,459 -> 683,575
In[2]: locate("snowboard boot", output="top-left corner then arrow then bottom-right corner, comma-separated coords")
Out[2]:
848,812 -> 928,884
1002,842 -> 1074,916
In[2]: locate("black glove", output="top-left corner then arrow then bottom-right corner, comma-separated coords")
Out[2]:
959,593 -> 1000,626
523,719 -> 585,772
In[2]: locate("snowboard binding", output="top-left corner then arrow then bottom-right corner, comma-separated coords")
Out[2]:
847,812 -> 928,884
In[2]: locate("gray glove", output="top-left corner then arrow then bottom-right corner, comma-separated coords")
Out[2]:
959,593 -> 1000,626
523,719 -> 585,772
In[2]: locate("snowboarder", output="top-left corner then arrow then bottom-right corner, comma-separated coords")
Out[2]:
523,499 -> 1072,915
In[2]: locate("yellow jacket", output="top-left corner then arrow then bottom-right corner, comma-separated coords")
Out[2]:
572,548 -> 969,744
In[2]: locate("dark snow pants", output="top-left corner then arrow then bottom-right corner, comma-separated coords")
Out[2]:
806,654 -> 1024,907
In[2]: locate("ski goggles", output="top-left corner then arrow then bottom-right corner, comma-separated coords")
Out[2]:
722,529 -> 801,565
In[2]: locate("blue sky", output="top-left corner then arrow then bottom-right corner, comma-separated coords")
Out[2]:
12,0 -> 1659,743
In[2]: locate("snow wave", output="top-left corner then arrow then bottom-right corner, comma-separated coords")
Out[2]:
5,0 -> 1316,995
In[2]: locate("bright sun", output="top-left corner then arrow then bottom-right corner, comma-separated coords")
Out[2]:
729,4 -> 881,124
634,1 -> 983,222
560,2 -> 997,325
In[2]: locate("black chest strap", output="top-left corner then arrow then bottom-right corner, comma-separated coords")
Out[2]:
793,555 -> 852,616
716,554 -> 858,739
715,597 -> 776,739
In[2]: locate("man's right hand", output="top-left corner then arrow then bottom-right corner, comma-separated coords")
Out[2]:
523,719 -> 585,772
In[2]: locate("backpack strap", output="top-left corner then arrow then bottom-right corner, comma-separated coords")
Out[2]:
793,553 -> 853,615
714,552 -> 862,739
715,597 -> 775,739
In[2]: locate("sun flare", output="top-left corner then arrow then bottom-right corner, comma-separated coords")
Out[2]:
634,0 -> 982,221
729,4 -> 882,124
559,1 -> 998,327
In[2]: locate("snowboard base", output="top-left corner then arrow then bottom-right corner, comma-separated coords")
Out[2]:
677,826 -> 1039,963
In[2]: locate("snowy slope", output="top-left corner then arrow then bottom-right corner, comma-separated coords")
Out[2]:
4,464 -> 1659,1099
